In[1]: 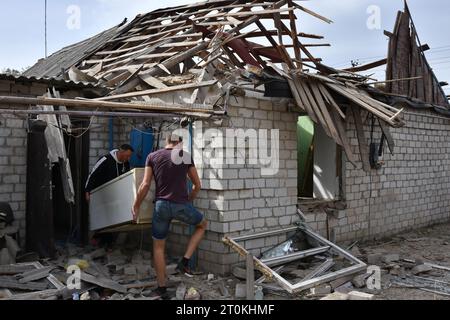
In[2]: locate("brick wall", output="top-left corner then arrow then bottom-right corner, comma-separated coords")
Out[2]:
166,92 -> 300,274
0,80 -> 50,245
304,108 -> 450,244
0,115 -> 27,244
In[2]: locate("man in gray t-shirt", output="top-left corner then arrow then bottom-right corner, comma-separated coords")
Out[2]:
132,133 -> 207,298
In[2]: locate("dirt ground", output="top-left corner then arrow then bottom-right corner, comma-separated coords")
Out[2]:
361,223 -> 450,300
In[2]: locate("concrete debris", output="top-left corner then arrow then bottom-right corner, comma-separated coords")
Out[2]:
382,254 -> 400,264
411,264 -> 433,275
350,246 -> 363,257
352,273 -> 369,289
320,292 -> 349,300
310,284 -> 332,295
348,291 -> 375,300
217,281 -> 230,298
367,253 -> 382,265
334,282 -> 354,294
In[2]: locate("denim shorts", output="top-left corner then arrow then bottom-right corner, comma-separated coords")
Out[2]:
152,199 -> 204,240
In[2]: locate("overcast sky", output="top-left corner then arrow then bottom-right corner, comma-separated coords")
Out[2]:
0,0 -> 448,95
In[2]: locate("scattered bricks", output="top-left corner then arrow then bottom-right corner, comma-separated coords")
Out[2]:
334,282 -> 354,294
330,275 -> 355,290
350,246 -> 363,257
367,253 -> 382,265
320,292 -> 349,300
310,284 -> 332,295
382,254 -> 400,264
348,291 -> 374,300
411,264 -> 433,275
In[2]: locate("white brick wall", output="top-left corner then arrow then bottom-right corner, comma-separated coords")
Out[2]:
333,109 -> 450,242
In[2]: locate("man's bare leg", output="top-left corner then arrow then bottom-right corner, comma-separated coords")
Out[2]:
184,220 -> 207,259
153,239 -> 167,287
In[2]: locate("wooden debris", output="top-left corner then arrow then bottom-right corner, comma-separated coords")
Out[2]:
0,264 -> 35,275
17,266 -> 56,283
0,276 -> 49,291
80,272 -> 128,294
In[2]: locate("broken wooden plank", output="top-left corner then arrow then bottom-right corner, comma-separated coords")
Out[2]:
325,83 -> 399,126
0,276 -> 49,291
17,266 -> 56,284
378,119 -> 395,155
80,272 -> 128,293
344,58 -> 387,72
308,80 -> 343,145
292,3 -> 333,24
0,264 -> 35,275
96,79 -> 218,101
350,105 -> 371,172
330,107 -> 358,166
139,75 -> 168,89
222,237 -> 273,280
290,73 -> 319,123
4,289 -> 61,301
317,82 -> 346,119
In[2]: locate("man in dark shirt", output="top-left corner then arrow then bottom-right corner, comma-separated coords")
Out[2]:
85,144 -> 134,200
132,133 -> 206,298
85,144 -> 134,248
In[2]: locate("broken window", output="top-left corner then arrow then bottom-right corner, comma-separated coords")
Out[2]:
223,223 -> 366,294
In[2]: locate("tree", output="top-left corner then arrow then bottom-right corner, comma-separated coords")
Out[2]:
1,67 -> 30,76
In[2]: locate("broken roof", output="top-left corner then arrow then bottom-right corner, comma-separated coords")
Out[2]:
15,0 -> 409,170
23,19 -> 128,80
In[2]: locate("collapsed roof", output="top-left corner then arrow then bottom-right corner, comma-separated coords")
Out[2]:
15,0 -> 447,170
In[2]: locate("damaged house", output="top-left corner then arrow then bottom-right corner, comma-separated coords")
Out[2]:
1,0 -> 449,297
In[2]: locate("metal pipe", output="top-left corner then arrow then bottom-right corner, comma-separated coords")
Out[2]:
0,95 -> 217,114
0,109 -> 215,119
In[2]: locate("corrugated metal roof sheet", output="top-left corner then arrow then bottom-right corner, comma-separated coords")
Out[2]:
0,73 -> 104,89
23,19 -> 128,80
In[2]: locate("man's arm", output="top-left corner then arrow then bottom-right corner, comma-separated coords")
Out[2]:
187,166 -> 202,202
132,165 -> 153,221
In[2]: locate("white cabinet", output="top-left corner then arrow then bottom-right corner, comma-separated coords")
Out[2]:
89,168 -> 155,232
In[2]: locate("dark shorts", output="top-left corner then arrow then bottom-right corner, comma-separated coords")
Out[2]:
152,199 -> 204,240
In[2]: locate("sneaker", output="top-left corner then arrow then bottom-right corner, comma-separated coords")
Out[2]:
146,287 -> 171,300
176,260 -> 194,278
